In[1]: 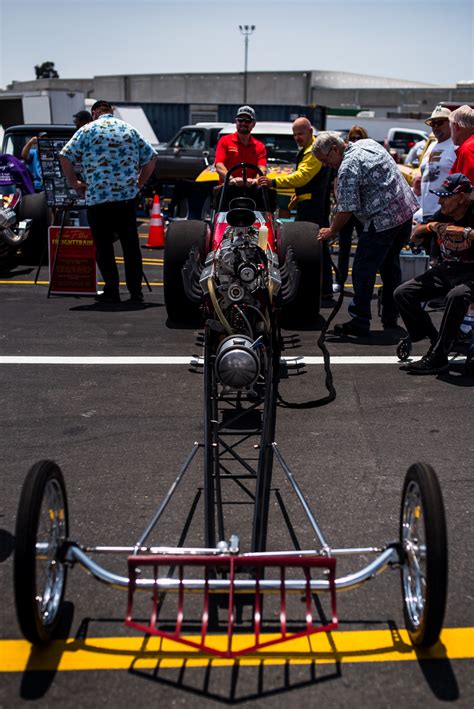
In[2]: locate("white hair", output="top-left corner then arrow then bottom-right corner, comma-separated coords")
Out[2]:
449,105 -> 474,128
312,131 -> 345,156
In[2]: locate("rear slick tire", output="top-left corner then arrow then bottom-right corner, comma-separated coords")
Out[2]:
163,220 -> 208,324
278,221 -> 322,327
400,462 -> 447,648
14,460 -> 69,644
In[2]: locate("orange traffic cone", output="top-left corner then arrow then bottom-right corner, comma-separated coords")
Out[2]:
144,194 -> 165,248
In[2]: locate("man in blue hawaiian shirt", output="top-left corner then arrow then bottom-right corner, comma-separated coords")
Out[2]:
313,131 -> 418,336
60,100 -> 157,303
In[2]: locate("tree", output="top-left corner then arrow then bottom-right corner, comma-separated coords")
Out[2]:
34,62 -> 59,79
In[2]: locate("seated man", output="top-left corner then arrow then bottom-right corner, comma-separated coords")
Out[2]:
394,173 -> 474,375
213,106 -> 268,212
215,105 -> 267,185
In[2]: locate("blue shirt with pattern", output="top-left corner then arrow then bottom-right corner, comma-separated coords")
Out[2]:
60,114 -> 157,206
336,139 -> 418,232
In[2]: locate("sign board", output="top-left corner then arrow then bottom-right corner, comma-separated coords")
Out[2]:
38,136 -> 86,209
48,226 -> 96,295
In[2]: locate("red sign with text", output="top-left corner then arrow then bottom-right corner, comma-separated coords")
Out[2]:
48,226 -> 97,294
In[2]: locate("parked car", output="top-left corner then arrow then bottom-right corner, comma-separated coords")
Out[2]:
1,124 -> 76,263
383,127 -> 429,161
153,123 -> 231,185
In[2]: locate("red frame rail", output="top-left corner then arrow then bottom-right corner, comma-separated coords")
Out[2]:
125,553 -> 337,658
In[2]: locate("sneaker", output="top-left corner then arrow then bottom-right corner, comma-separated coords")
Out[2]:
405,351 -> 449,375
333,320 -> 370,337
95,292 -> 121,304
332,283 -> 342,294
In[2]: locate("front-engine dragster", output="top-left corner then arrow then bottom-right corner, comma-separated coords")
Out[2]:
13,163 -> 448,658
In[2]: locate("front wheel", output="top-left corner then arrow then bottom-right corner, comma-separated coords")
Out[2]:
400,462 -> 447,647
14,460 -> 69,644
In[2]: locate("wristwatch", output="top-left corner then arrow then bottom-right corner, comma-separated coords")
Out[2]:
463,227 -> 472,240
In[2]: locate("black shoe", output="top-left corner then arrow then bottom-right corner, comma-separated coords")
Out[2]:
333,320 -> 370,337
382,318 -> 399,329
95,292 -> 121,304
128,293 -> 144,303
405,351 -> 449,375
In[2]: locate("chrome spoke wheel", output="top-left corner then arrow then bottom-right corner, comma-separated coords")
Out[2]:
35,478 -> 68,627
14,460 -> 69,644
401,481 -> 427,629
399,463 -> 447,647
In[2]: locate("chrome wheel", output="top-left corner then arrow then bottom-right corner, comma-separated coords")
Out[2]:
14,460 -> 69,644
399,463 -> 447,647
35,477 -> 68,627
401,480 -> 426,629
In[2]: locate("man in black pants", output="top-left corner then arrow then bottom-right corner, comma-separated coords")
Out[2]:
394,173 -> 474,374
60,100 -> 157,303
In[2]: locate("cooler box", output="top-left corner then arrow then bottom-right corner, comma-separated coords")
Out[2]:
400,251 -> 429,283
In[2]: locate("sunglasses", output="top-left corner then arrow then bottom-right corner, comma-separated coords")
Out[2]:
430,119 -> 448,127
236,117 -> 252,124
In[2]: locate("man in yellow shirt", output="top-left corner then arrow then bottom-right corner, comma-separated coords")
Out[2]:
258,117 -> 334,296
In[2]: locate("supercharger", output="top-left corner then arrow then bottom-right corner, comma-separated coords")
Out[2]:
199,224 -> 282,390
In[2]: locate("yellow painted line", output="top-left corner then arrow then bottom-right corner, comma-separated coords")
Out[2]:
1,628 -> 472,672
115,257 -> 163,265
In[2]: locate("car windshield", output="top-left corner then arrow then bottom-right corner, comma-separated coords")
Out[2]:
172,130 -> 205,150
3,134 -> 37,158
253,134 -> 297,162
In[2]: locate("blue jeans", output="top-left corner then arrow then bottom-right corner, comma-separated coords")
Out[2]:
349,218 -> 412,325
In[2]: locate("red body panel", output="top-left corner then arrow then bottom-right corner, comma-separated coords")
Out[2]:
211,211 -> 276,251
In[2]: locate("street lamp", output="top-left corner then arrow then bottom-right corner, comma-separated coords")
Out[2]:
239,24 -> 255,104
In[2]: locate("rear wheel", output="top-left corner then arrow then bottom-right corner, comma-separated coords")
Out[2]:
163,220 -> 208,324
14,460 -> 69,644
278,221 -> 321,326
17,192 -> 50,264
400,462 -> 447,647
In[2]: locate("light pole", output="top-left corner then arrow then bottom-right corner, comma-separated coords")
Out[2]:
239,25 -> 255,104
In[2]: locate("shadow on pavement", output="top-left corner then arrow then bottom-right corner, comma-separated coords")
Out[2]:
19,602 -> 75,700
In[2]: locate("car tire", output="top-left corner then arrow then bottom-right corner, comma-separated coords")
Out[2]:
278,221 -> 322,326
164,220 -> 208,324
14,460 -> 69,644
400,462 -> 448,648
17,192 -> 50,264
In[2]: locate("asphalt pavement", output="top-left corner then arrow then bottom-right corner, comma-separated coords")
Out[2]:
0,232 -> 473,708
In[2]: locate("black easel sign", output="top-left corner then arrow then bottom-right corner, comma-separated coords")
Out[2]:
37,137 -> 85,209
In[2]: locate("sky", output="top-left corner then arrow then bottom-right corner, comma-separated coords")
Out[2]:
0,0 -> 473,90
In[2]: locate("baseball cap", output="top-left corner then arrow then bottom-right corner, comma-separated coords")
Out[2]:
236,105 -> 256,121
429,173 -> 472,197
73,110 -> 92,122
90,99 -> 113,113
425,105 -> 451,126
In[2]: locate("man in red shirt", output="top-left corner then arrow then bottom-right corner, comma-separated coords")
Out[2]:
449,105 -> 474,183
215,106 -> 267,184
